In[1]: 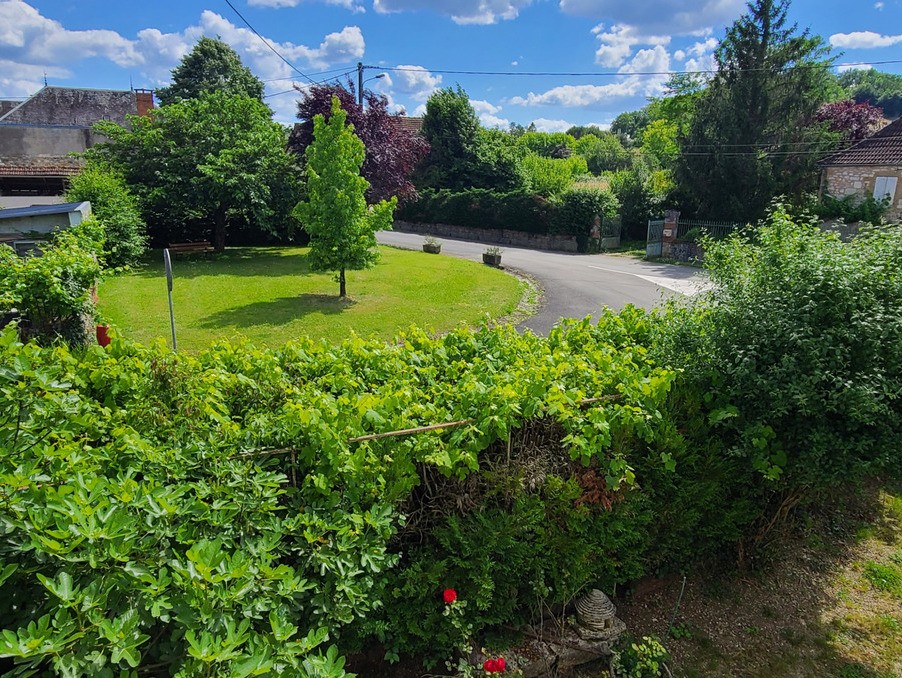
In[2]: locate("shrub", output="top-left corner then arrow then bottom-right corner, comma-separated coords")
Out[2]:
0,315 -> 676,674
657,208 -> 902,492
813,193 -> 890,225
608,161 -> 672,240
66,165 -> 147,268
551,187 -> 620,250
521,154 -> 587,196
0,219 -> 104,347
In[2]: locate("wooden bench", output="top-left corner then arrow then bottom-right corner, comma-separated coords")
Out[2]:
167,241 -> 214,254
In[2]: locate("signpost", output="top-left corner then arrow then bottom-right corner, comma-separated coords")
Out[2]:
163,248 -> 177,352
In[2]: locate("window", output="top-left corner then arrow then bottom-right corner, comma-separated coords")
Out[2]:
873,176 -> 898,202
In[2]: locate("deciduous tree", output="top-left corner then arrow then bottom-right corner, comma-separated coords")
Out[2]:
156,36 -> 265,106
290,82 -> 428,204
91,92 -> 300,251
294,97 -> 396,298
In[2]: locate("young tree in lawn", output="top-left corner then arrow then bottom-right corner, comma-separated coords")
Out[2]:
295,97 -> 397,298
156,36 -> 265,106
290,82 -> 428,204
90,92 -> 300,251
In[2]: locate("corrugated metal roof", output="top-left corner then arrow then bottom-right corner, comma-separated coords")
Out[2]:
0,201 -> 90,220
819,118 -> 902,167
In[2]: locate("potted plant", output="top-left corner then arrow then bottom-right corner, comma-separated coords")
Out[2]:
483,246 -> 503,267
423,236 -> 442,254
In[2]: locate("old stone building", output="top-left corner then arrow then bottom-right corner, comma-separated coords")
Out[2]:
818,117 -> 902,222
0,87 -> 154,207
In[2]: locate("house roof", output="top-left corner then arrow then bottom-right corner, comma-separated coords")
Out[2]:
0,160 -> 83,177
819,117 -> 902,167
390,116 -> 424,135
0,86 -> 142,127
0,201 -> 90,221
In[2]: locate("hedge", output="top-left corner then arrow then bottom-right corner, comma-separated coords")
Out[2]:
398,186 -> 619,239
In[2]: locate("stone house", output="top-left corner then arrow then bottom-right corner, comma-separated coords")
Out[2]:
0,86 -> 154,207
818,117 -> 902,222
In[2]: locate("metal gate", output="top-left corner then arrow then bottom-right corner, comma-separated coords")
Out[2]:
646,219 -> 664,258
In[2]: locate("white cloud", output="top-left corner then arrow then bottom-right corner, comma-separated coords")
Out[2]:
510,45 -> 672,109
875,1 -> 884,9
511,60 -> 519,66
530,118 -> 573,132
0,3 -> 366,98
249,0 -> 365,10
385,65 -> 442,101
472,99 -> 508,127
472,99 -> 502,115
0,1 -> 141,68
829,31 -> 902,49
592,23 -> 669,68
560,0 -> 743,34
837,63 -> 874,73
373,0 -> 533,25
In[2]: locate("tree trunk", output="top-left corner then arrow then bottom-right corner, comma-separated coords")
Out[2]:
213,208 -> 227,252
339,267 -> 346,298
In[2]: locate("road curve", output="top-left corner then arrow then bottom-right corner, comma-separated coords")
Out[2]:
377,230 -> 707,335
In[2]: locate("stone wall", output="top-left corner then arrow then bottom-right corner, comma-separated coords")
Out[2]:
823,165 -> 902,222
0,125 -> 102,158
394,220 -> 579,252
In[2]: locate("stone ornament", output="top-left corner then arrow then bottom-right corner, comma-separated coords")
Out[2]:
572,589 -> 626,643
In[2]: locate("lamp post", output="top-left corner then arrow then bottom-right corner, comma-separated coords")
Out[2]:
356,62 -> 386,106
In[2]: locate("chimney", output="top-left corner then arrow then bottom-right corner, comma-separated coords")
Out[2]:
134,89 -> 155,117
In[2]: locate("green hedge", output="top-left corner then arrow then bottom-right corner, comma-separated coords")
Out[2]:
399,186 -> 619,243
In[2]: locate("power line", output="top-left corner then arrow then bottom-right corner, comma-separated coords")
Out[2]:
222,0 -> 317,85
263,67 -> 357,83
375,58 -> 902,79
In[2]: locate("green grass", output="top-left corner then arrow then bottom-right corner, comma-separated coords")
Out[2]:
98,246 -> 524,351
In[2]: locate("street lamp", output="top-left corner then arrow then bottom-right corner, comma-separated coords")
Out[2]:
357,62 -> 387,106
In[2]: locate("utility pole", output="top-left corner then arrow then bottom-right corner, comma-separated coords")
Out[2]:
357,62 -> 364,107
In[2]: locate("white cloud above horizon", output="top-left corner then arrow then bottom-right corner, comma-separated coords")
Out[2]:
829,31 -> 902,49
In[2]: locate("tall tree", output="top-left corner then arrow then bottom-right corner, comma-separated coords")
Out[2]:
677,0 -> 836,220
90,92 -> 300,251
294,97 -> 396,298
290,82 -> 428,204
157,36 -> 265,106
416,87 -> 525,191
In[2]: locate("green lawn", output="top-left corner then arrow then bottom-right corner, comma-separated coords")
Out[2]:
98,246 -> 524,351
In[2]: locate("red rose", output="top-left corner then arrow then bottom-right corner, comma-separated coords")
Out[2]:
495,657 -> 506,672
483,658 -> 498,673
443,588 -> 457,604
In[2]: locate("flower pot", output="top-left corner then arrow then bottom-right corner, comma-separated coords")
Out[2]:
96,324 -> 111,347
423,243 -> 442,254
483,253 -> 502,267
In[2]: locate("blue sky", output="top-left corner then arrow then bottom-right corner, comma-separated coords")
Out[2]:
2,0 -> 902,129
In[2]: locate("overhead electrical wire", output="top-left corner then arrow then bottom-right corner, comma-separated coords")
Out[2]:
222,0 -> 318,85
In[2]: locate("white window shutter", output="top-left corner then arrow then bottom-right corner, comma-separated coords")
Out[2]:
874,176 -> 898,202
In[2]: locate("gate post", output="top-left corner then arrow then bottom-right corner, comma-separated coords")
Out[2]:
662,210 -> 680,258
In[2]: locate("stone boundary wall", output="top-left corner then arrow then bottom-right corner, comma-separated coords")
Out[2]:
393,220 -> 579,253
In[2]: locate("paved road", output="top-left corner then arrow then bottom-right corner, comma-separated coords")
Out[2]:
378,231 -> 708,335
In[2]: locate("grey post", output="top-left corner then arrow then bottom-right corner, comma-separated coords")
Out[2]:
163,248 -> 177,352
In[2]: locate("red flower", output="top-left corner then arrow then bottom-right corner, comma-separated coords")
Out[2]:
483,658 -> 498,673
443,588 -> 457,604
495,657 -> 506,672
